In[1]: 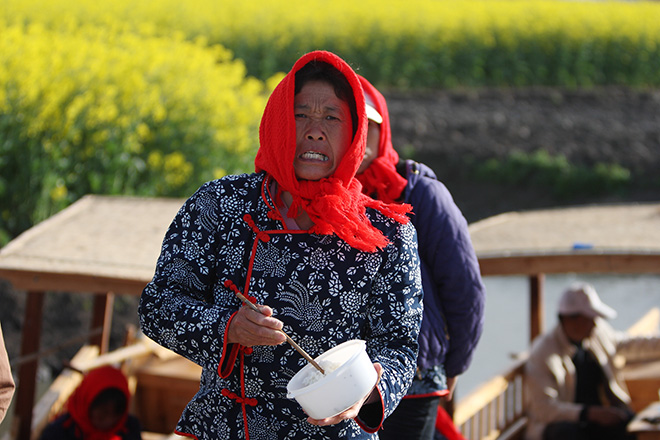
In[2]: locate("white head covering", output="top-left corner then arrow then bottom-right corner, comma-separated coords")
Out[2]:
364,92 -> 383,124
558,282 -> 617,319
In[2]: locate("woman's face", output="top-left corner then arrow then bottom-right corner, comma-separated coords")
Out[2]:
561,314 -> 597,343
294,80 -> 353,181
357,120 -> 381,175
88,401 -> 123,432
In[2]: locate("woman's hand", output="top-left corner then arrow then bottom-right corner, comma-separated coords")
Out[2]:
307,362 -> 383,426
587,406 -> 631,426
226,304 -> 287,346
443,376 -> 457,401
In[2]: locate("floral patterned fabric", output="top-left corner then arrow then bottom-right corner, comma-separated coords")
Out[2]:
139,172 -> 423,440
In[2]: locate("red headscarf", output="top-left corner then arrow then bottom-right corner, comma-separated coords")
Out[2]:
255,51 -> 410,252
66,366 -> 131,440
356,75 -> 408,204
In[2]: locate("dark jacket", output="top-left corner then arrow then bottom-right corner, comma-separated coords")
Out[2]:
401,160 -> 485,377
40,414 -> 142,440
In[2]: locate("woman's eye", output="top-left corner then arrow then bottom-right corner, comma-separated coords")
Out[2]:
295,113 -> 307,118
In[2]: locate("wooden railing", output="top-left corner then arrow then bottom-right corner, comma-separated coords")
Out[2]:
453,356 -> 528,440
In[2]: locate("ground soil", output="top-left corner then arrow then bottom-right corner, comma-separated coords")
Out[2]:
385,86 -> 660,223
2,86 -> 659,379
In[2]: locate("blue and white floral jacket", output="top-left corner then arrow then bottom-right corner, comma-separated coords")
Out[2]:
139,172 -> 423,440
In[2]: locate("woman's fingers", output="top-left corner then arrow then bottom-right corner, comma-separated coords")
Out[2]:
227,305 -> 286,346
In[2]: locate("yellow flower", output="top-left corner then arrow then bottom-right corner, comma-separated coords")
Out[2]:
147,151 -> 163,169
50,182 -> 68,202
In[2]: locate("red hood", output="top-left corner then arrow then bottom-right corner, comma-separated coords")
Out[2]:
356,75 -> 408,204
66,366 -> 130,440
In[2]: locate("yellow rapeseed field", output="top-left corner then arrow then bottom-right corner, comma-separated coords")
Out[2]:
3,0 -> 660,86
0,17 -> 271,242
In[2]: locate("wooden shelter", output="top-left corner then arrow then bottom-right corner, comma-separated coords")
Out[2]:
469,202 -> 660,341
457,201 -> 660,440
0,195 -> 184,440
1,195 -> 659,439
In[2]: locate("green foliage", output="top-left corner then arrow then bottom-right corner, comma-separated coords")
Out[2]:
475,150 -> 632,198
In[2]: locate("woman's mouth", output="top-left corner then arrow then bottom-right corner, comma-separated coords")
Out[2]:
299,151 -> 328,161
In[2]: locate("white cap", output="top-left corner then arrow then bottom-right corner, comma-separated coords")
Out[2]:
558,282 -> 617,319
364,93 -> 383,124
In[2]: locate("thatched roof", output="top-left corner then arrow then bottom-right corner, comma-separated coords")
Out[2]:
0,195 -> 182,295
469,202 -> 660,275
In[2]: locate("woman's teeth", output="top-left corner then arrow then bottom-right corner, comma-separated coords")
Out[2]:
301,152 -> 328,161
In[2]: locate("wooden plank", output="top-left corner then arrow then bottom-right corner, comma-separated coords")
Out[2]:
454,356 -> 527,426
69,338 -> 177,372
624,373 -> 660,413
454,376 -> 509,426
626,307 -> 660,336
142,433 -> 187,440
627,402 -> 660,437
497,417 -> 528,440
133,356 -> 201,433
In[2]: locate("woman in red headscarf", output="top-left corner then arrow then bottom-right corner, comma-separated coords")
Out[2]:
40,366 -> 141,440
139,51 -> 423,440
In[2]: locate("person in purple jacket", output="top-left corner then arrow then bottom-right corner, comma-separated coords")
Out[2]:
356,76 -> 486,440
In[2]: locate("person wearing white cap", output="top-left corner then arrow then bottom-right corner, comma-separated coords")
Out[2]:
525,282 -> 636,440
356,76 -> 485,440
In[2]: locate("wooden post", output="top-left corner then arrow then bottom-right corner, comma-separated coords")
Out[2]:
90,293 -> 114,354
15,291 -> 45,440
529,274 -> 545,343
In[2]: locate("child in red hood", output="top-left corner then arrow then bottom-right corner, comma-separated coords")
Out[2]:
40,366 -> 142,440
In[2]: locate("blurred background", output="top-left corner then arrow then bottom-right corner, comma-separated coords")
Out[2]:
1,0 -> 659,433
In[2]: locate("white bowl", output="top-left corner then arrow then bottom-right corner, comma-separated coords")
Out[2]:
286,339 -> 378,420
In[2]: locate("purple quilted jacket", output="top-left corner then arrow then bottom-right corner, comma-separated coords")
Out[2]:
401,160 -> 485,377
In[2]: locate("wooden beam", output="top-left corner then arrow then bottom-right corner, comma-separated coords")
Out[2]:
529,274 -> 544,343
478,253 -> 660,276
15,291 -> 45,440
0,269 -> 147,297
90,293 -> 115,354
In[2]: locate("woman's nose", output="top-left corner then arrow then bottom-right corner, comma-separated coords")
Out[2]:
305,122 -> 325,141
